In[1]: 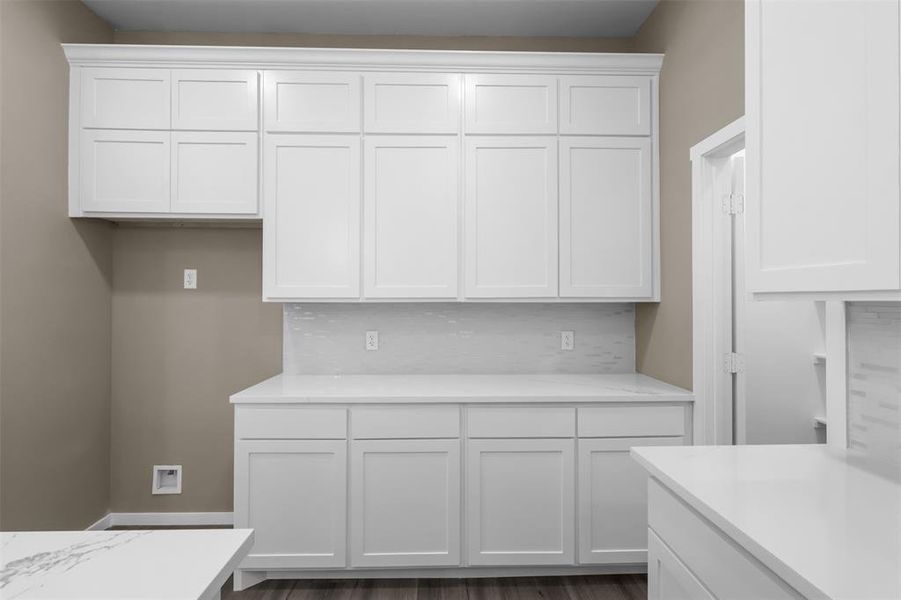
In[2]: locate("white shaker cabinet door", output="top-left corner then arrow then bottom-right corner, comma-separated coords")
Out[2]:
80,67 -> 170,129
466,438 -> 575,566
171,132 -> 258,215
235,440 -> 347,569
263,71 -> 361,133
350,439 -> 461,567
578,437 -> 683,565
364,73 -> 461,134
364,136 -> 459,298
746,0 -> 900,293
263,134 -> 361,300
560,137 -> 653,298
464,74 -> 557,134
464,137 -> 558,298
171,69 -> 259,131
648,531 -> 716,600
80,129 -> 170,213
560,76 -> 651,136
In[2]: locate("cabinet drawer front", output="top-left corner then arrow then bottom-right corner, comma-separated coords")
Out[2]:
464,74 -> 557,134
172,69 -> 258,131
235,406 -> 346,439
81,67 -> 170,129
352,406 -> 460,439
648,529 -> 716,600
468,407 -> 574,438
264,71 -> 360,132
648,479 -> 802,600
578,405 -> 685,438
171,131 -> 258,215
560,76 -> 651,136
364,73 -> 461,133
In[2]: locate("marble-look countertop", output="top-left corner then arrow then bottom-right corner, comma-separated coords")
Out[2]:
0,529 -> 253,599
631,444 -> 901,600
230,373 -> 694,404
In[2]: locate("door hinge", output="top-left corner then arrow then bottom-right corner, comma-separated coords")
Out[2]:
722,193 -> 744,215
723,352 -> 745,374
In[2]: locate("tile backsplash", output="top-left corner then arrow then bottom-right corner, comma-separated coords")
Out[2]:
847,302 -> 901,480
283,303 -> 635,375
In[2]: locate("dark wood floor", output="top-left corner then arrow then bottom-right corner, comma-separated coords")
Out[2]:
221,575 -> 648,600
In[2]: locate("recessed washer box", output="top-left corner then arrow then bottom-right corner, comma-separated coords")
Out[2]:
151,464 -> 182,495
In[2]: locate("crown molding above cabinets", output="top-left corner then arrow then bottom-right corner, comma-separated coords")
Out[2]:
64,45 -> 662,302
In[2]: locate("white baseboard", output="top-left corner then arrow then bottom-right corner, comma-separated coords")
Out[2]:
86,512 -> 234,530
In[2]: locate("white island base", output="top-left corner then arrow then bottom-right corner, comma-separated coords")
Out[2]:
231,373 -> 694,590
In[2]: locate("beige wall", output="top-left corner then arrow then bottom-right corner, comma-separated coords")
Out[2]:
633,0 -> 744,389
0,0 -> 113,530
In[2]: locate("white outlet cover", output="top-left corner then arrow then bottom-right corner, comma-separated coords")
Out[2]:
561,331 -> 575,351
365,330 -> 379,351
183,269 -> 197,290
152,464 -> 182,495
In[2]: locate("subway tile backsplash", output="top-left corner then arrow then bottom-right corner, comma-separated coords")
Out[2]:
283,303 -> 635,375
847,302 -> 901,480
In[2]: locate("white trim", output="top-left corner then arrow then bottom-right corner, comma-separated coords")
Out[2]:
86,513 -> 113,531
85,512 -> 235,530
62,44 -> 664,74
690,117 -> 746,445
824,301 -> 848,451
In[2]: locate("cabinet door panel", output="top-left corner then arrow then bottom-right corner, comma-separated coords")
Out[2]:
263,134 -> 361,299
351,440 -> 461,567
648,530 -> 716,600
560,76 -> 651,136
560,137 -> 653,298
80,67 -> 170,129
579,437 -> 684,565
171,131 -> 258,214
364,136 -> 458,298
364,73 -> 461,133
80,129 -> 170,213
746,0 -> 900,293
171,69 -> 258,130
464,75 -> 557,134
264,71 -> 360,132
235,440 -> 346,569
467,439 -> 575,565
464,137 -> 558,298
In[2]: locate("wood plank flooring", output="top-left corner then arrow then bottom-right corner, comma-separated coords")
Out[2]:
221,575 -> 648,600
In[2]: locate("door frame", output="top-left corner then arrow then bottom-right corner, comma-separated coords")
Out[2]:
690,117 -> 745,445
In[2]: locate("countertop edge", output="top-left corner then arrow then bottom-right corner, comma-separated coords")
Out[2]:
630,447 -> 831,600
229,394 -> 694,404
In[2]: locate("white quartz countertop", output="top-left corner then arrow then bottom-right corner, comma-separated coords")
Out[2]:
631,444 -> 901,600
230,373 -> 693,404
0,529 -> 253,599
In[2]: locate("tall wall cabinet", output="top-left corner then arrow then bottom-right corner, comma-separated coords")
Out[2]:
746,0 -> 901,299
64,45 -> 662,302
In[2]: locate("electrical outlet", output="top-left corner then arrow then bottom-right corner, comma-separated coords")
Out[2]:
151,465 -> 182,495
183,269 -> 197,290
561,331 -> 575,351
365,331 -> 379,351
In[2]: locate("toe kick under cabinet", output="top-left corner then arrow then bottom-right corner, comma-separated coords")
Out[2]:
232,400 -> 690,588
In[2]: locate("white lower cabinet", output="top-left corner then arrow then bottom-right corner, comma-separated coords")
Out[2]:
466,438 -> 575,566
234,439 -> 347,569
648,530 -> 715,600
579,437 -> 683,564
350,439 -> 461,567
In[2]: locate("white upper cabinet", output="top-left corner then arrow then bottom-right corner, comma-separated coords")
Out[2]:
364,73 -> 461,134
263,71 -> 361,132
80,129 -> 170,213
560,76 -> 651,136
746,0 -> 901,295
171,69 -> 258,130
364,136 -> 459,298
464,74 -> 557,134
263,134 -> 361,300
464,137 -> 558,298
80,67 -> 170,129
560,136 -> 653,298
171,132 -> 258,214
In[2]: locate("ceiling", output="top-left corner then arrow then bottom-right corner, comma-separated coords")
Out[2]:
81,0 -> 659,38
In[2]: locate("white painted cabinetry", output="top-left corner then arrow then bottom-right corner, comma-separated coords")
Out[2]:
80,67 -> 171,129
464,137 -> 559,298
648,530 -> 715,600
263,134 -> 361,300
171,69 -> 258,131
560,76 -> 651,136
746,0 -> 901,297
464,74 -> 557,134
263,71 -> 361,133
364,72 -> 461,134
171,132 -> 258,214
